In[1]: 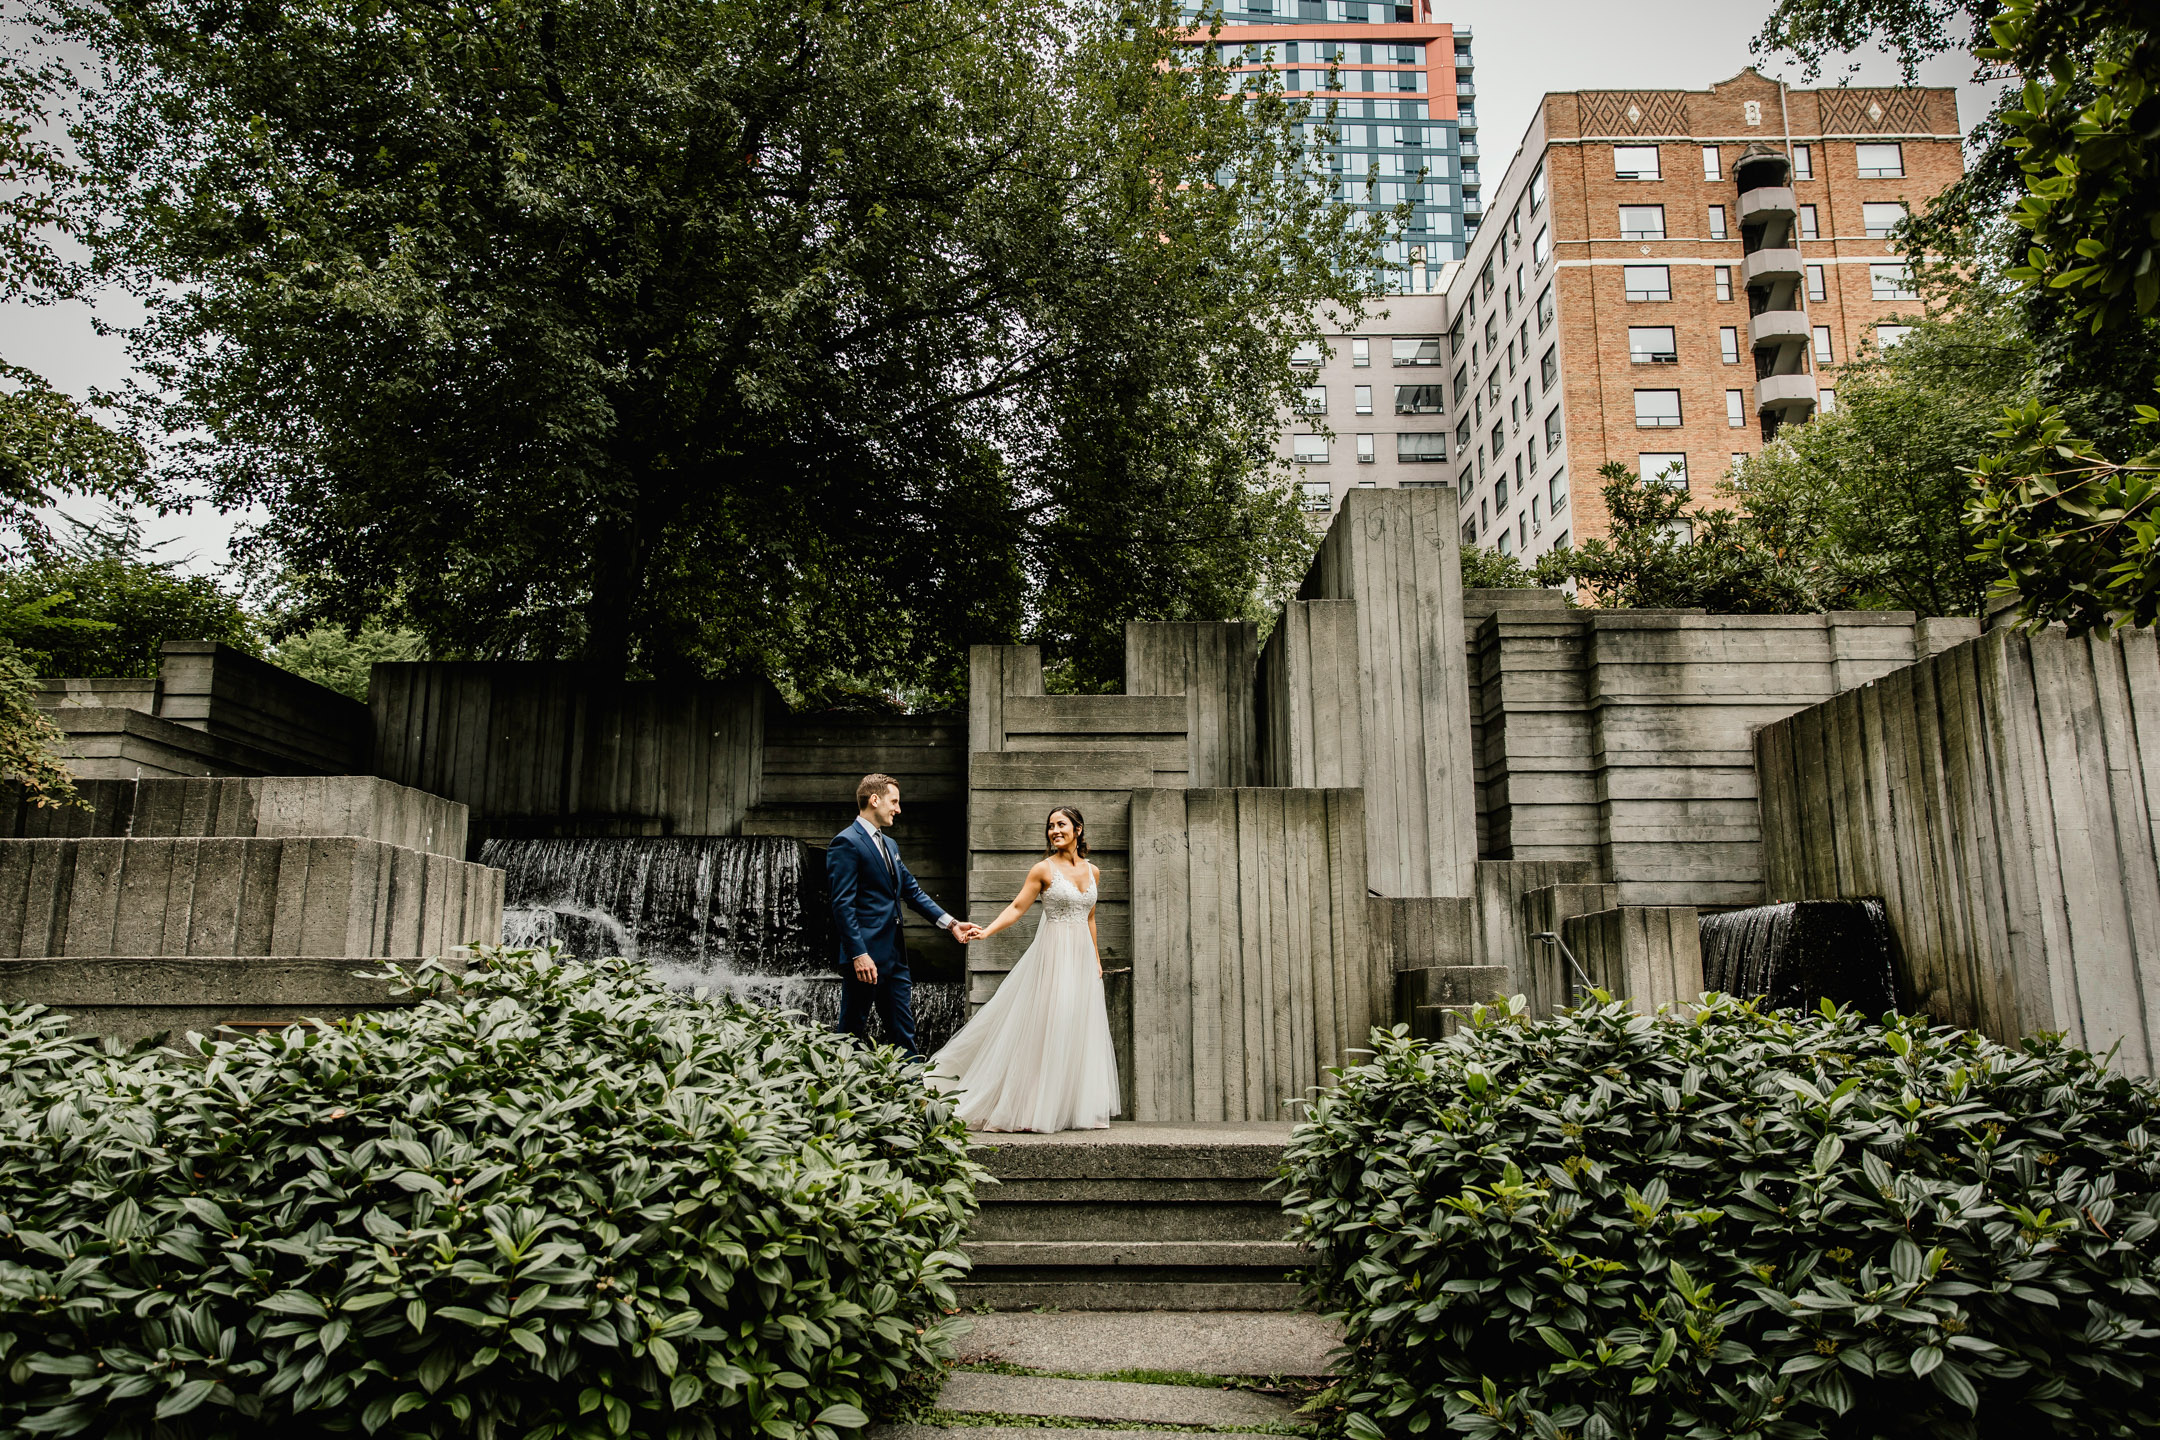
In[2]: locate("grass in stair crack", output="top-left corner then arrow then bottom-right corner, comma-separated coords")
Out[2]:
958,1361 -> 1327,1402
910,1409 -> 1312,1434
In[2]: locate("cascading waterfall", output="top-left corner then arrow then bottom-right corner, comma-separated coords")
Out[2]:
1698,898 -> 1897,1013
480,836 -> 965,1053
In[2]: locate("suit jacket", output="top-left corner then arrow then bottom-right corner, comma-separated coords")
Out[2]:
827,821 -> 950,975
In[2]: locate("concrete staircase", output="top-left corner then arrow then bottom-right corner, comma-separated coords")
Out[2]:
959,1123 -> 1303,1311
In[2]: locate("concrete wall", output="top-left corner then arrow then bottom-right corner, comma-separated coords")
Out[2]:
743,703 -> 967,975
371,664 -> 769,847
965,644 -> 1190,1005
1127,622 -> 1261,788
0,835 -> 501,960
1284,487 -> 1479,898
1561,905 -> 1704,1012
1128,787 -> 1378,1122
1756,625 -> 2160,1077
39,642 -> 370,779
7,776 -> 468,858
1469,604 -> 1980,904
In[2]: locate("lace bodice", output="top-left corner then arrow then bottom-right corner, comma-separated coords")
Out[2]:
1039,865 -> 1098,925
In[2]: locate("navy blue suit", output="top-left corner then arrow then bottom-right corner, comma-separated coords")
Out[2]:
828,821 -> 950,1057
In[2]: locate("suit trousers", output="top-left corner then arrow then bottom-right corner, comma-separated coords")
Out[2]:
837,950 -> 919,1059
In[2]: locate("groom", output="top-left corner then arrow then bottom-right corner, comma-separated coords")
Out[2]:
828,773 -> 981,1057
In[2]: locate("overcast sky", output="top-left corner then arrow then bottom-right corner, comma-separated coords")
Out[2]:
0,0 -> 2002,576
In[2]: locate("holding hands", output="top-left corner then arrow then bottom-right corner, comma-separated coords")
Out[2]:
952,921 -> 986,944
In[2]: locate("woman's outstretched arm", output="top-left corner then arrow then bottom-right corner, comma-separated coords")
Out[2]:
976,862 -> 1048,941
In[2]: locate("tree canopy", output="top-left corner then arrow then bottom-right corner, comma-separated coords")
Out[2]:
42,0 -> 1381,697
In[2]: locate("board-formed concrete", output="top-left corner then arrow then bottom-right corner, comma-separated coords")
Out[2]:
1562,905 -> 1705,1012
932,1372 -> 1297,1427
1756,624 -> 2160,1077
6,776 -> 468,859
1129,788 -> 1377,1122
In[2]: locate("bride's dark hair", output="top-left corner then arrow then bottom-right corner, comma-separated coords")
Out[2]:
1045,806 -> 1088,860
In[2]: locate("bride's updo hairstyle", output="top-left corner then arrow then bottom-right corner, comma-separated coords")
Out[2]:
1045,806 -> 1088,860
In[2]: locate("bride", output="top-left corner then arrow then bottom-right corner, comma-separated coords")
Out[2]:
927,806 -> 1120,1133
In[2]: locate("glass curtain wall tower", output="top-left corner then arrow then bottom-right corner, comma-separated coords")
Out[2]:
1177,1 -> 1475,293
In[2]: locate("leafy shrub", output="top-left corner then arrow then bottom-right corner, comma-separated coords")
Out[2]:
1283,996 -> 2160,1440
0,951 -> 980,1439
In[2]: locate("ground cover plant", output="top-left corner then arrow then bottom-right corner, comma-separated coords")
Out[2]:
0,950 -> 980,1439
1283,995 -> 2160,1439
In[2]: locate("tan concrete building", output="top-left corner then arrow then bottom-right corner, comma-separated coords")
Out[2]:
1283,293 -> 1461,515
1444,69 -> 1964,561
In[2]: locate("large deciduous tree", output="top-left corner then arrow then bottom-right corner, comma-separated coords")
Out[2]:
48,0 -> 1380,695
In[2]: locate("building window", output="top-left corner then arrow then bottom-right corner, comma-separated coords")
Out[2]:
1876,324 -> 1915,349
1708,205 -> 1728,240
1871,263 -> 1918,300
1639,452 -> 1688,488
1357,433 -> 1377,463
1819,387 -> 1838,413
1530,161 -> 1546,210
1634,390 -> 1683,428
1494,471 -> 1508,505
1531,494 -> 1543,529
1812,326 -> 1834,364
1536,284 -> 1555,331
1544,407 -> 1563,448
1462,520 -> 1478,545
1455,416 -> 1472,448
1716,326 -> 1738,364
1395,385 -> 1445,414
1393,336 -> 1444,365
1291,340 -> 1323,367
1293,434 -> 1329,463
1628,326 -> 1678,364
1863,201 -> 1909,238
1490,420 -> 1505,454
1540,346 -> 1559,387
1398,432 -> 1448,463
1549,467 -> 1568,507
1623,265 -> 1671,302
1300,481 -> 1333,511
1619,205 -> 1666,240
1614,144 -> 1661,180
1351,338 -> 1370,367
1532,226 -> 1550,267
1354,385 -> 1373,414
1856,142 -> 1905,178
1298,385 -> 1327,414
1702,145 -> 1722,180
1806,264 -> 1827,301
1798,204 -> 1819,240
1726,389 -> 1746,427
1497,529 -> 1514,556
1452,364 -> 1469,402
1488,372 -> 1501,407
1715,266 -> 1733,302
1793,144 -> 1813,180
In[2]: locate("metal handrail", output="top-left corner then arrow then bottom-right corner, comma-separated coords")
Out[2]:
1530,930 -> 1596,1004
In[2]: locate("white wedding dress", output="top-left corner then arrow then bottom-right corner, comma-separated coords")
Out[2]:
928,866 -> 1120,1132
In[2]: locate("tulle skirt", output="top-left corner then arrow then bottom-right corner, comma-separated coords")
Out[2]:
928,916 -> 1120,1133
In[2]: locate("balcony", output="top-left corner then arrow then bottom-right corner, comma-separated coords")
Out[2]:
1459,140 -> 1478,159
1756,372 -> 1819,416
1464,195 -> 1483,216
1742,248 -> 1804,286
1748,310 -> 1811,351
1458,109 -> 1477,131
1738,186 -> 1797,226
1457,82 -> 1475,98
1453,54 -> 1473,72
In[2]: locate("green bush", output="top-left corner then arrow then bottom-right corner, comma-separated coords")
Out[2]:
1283,996 -> 2160,1440
0,951 -> 979,1439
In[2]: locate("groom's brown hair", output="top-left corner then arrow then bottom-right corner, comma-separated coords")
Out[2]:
856,773 -> 900,809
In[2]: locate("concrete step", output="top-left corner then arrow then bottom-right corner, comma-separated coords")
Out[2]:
966,1240 -> 1303,1267
953,1310 -> 1340,1377
878,1429 -> 1283,1440
931,1372 -> 1299,1428
960,1123 -> 1303,1312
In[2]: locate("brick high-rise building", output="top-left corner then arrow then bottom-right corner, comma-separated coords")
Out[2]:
1444,69 -> 1964,562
